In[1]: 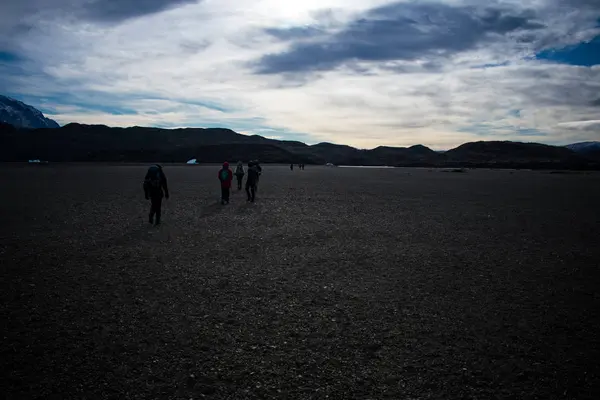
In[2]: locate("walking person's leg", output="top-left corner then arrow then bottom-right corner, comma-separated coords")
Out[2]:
154,196 -> 163,225
224,188 -> 230,204
149,199 -> 155,224
221,187 -> 227,204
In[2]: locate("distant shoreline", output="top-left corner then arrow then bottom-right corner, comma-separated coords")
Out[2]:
2,162 -> 599,171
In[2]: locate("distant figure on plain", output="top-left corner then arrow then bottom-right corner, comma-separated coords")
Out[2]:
246,161 -> 259,202
143,164 -> 169,226
290,163 -> 294,171
235,161 -> 245,190
218,162 -> 233,205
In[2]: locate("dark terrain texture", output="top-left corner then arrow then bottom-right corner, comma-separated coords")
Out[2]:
1,165 -> 600,399
1,122 -> 599,168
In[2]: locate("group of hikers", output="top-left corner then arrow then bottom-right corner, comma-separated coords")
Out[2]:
217,160 -> 262,205
143,161 -> 262,225
290,163 -> 305,170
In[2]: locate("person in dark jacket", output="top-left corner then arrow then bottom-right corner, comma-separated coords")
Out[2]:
246,161 -> 259,202
234,161 -> 245,190
143,164 -> 169,225
218,161 -> 233,204
254,160 -> 262,192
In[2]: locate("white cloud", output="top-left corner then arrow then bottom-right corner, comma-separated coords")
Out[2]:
557,120 -> 600,130
2,0 -> 600,148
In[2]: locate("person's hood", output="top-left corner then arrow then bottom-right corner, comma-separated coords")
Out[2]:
223,162 -> 229,168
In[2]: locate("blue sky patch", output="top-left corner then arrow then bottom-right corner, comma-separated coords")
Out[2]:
458,124 -> 547,137
0,51 -> 20,62
535,35 -> 600,66
176,99 -> 232,113
3,92 -> 139,116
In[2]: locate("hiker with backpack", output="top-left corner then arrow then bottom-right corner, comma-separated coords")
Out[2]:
218,162 -> 233,205
246,161 -> 259,202
143,164 -> 169,226
234,161 -> 245,190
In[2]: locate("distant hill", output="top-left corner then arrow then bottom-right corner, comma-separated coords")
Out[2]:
443,140 -> 596,168
0,123 -> 311,163
0,123 -> 442,165
446,141 -> 578,162
565,141 -> 600,153
565,141 -> 600,161
0,123 -> 598,169
0,95 -> 60,129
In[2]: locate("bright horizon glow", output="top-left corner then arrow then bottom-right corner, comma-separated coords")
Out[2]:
1,0 -> 599,149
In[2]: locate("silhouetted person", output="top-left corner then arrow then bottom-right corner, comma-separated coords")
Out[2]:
218,162 -> 233,205
290,163 -> 294,171
246,161 -> 259,202
144,164 -> 169,225
235,161 -> 245,190
254,160 -> 262,192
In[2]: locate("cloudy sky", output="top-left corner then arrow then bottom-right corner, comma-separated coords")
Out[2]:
1,0 -> 599,149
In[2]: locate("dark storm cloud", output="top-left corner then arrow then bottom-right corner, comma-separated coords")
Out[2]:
0,0 -> 198,53
557,0 -> 600,8
0,0 -> 197,36
80,0 -> 198,23
253,1 -> 546,74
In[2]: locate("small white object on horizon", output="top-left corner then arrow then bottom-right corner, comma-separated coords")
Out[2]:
187,158 -> 198,164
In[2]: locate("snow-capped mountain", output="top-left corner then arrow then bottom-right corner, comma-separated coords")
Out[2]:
565,141 -> 600,153
0,95 -> 60,129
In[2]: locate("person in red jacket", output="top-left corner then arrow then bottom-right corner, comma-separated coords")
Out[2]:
218,161 -> 233,205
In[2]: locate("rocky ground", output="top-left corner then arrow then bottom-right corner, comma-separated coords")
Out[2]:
1,164 -> 599,399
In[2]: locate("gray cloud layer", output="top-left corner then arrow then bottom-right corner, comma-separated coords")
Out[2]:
253,0 -> 598,74
80,0 -> 197,23
0,0 -> 197,49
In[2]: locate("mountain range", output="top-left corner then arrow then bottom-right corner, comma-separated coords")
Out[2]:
0,96 -> 598,169
0,95 -> 60,129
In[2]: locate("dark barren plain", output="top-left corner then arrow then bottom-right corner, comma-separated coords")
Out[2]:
1,164 -> 599,399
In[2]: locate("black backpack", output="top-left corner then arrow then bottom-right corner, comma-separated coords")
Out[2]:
145,166 -> 162,193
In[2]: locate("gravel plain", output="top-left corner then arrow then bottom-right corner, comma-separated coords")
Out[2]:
1,164 -> 599,399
